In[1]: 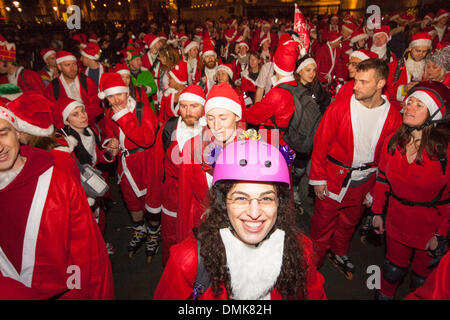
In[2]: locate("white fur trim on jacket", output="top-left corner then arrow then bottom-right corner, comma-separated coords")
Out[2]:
220,228 -> 285,300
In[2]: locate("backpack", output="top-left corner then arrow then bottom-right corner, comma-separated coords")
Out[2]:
52,73 -> 89,100
270,83 -> 322,154
162,116 -> 179,152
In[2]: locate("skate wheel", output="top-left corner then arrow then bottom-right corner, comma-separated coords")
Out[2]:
345,272 -> 353,280
128,251 -> 135,259
147,256 -> 153,264
360,235 -> 366,244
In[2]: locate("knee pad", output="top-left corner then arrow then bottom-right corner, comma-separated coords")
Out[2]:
382,260 -> 408,284
410,271 -> 426,292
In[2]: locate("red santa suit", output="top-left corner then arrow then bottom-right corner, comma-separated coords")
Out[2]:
245,75 -> 296,147
44,74 -> 103,128
0,146 -> 114,299
159,88 -> 179,124
404,250 -> 450,300
309,94 -> 402,266
3,67 -> 45,95
146,116 -> 204,264
102,96 -> 157,211
315,41 -> 342,84
153,232 -> 326,300
372,136 -> 449,298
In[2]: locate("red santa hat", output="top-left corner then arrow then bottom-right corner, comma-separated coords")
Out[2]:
273,41 -> 299,76
81,42 -> 101,61
143,34 -> 160,49
158,32 -> 168,41
350,49 -> 379,61
260,34 -> 271,47
350,29 -> 369,45
183,39 -> 199,55
201,38 -> 216,58
40,48 -> 56,62
423,13 -> 434,21
330,14 -> 339,22
88,33 -> 99,43
372,25 -> 391,41
217,64 -> 234,80
73,33 -> 87,49
405,86 -> 447,121
342,22 -> 357,35
55,51 -> 76,64
98,72 -> 129,100
435,9 -> 449,21
278,33 -> 293,46
237,41 -> 249,50
178,84 -> 206,106
54,97 -> 84,129
169,61 -> 188,85
113,63 -> 131,76
204,82 -> 242,119
409,32 -> 432,49
178,32 -> 188,41
0,105 -> 18,129
7,92 -> 55,137
327,30 -> 342,44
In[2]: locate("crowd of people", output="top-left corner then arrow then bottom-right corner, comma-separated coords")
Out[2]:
0,6 -> 449,300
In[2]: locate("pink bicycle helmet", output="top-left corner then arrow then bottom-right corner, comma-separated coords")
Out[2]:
212,140 -> 291,188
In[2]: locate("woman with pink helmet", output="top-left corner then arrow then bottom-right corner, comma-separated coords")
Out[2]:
154,139 -> 326,300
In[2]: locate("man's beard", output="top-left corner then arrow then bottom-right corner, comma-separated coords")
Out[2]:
370,44 -> 387,60
405,55 -> 425,81
206,60 -> 217,69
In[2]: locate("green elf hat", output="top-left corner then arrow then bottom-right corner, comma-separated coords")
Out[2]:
126,37 -> 141,62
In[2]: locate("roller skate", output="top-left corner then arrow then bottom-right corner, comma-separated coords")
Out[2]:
327,252 -> 355,280
145,224 -> 161,263
127,221 -> 147,258
359,210 -> 383,247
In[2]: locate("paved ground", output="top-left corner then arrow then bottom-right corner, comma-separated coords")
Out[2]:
104,174 -> 411,300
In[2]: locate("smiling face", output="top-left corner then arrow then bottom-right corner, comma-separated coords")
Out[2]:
0,119 -> 23,173
206,108 -> 238,143
226,182 -> 278,245
403,96 -> 430,127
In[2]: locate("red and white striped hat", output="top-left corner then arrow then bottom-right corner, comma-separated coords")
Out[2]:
55,51 -> 76,64
98,72 -> 130,100
7,92 -> 55,136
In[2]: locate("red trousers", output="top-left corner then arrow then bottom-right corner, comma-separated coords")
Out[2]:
120,174 -> 146,212
310,179 -> 373,267
161,212 -> 177,266
380,236 -> 434,298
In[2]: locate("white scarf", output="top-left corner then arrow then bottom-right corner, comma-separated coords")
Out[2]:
0,158 -> 26,190
405,55 -> 425,82
220,228 -> 285,300
370,44 -> 387,61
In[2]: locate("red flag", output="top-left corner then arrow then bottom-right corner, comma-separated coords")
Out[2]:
293,4 -> 310,56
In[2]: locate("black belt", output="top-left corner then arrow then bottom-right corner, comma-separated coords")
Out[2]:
122,147 -> 147,157
327,155 -> 374,188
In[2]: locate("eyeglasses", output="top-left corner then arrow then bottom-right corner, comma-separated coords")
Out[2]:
226,195 -> 278,209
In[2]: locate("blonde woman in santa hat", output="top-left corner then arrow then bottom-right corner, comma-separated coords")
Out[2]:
371,81 -> 450,300
175,82 -> 247,245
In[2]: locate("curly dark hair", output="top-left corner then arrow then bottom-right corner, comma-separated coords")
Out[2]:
193,181 -> 308,300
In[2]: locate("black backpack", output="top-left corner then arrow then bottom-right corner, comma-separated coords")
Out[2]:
270,83 -> 322,154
